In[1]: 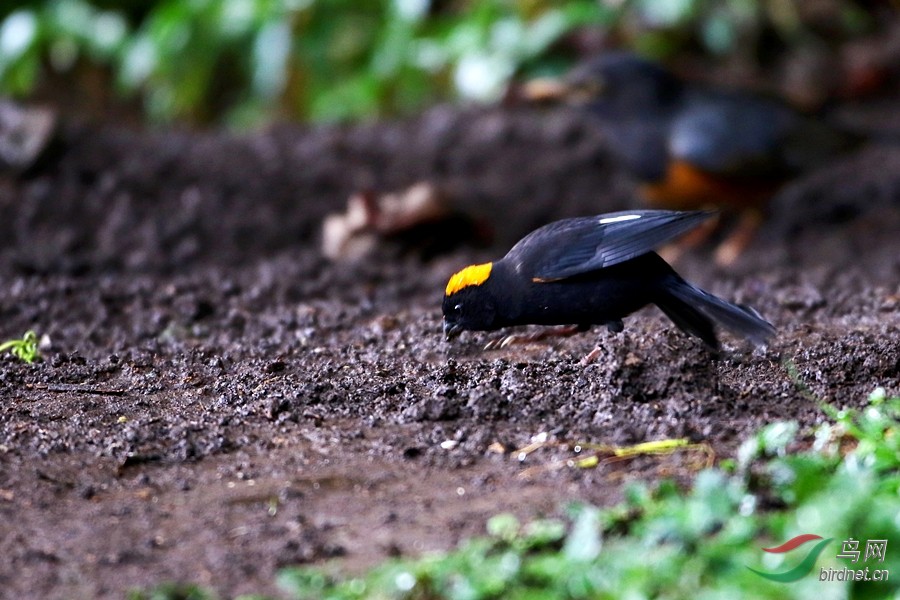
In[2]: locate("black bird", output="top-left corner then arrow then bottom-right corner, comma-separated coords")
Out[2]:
442,210 -> 774,351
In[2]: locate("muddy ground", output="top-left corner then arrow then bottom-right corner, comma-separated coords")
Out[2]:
0,97 -> 898,599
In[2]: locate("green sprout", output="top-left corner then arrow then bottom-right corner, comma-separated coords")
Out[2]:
0,330 -> 40,363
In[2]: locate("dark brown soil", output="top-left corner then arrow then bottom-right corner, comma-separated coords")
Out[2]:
0,100 -> 898,599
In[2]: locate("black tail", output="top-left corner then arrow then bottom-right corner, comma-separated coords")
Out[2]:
655,278 -> 775,350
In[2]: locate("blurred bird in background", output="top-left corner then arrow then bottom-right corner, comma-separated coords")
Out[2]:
523,52 -> 862,265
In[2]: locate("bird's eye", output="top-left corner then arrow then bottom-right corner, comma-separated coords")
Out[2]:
453,303 -> 462,314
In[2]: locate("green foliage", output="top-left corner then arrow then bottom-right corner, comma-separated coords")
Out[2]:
611,0 -> 872,59
272,388 -> 900,600
2,1 -> 875,127
0,0 -> 609,126
0,330 -> 40,363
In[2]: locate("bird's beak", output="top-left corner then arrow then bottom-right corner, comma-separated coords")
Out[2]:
520,77 -> 571,102
521,75 -> 605,105
443,320 -> 462,341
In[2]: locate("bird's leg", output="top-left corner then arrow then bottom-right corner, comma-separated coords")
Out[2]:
580,347 -> 604,365
656,212 -> 722,264
484,324 -> 590,350
581,320 -> 625,364
714,209 -> 763,266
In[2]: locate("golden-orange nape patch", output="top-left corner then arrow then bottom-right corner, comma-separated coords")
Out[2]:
445,262 -> 492,296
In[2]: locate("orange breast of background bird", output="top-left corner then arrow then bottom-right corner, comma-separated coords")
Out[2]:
639,159 -> 778,210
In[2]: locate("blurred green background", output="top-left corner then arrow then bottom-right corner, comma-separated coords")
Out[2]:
0,0 -> 886,128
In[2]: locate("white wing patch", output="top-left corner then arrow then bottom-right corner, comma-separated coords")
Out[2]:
598,214 -> 642,225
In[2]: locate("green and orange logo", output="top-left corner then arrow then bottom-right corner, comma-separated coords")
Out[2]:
748,534 -> 833,582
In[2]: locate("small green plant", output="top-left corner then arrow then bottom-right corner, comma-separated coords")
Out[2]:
0,330 -> 40,363
126,583 -> 214,600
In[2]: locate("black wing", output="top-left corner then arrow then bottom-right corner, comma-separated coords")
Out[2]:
505,210 -> 712,280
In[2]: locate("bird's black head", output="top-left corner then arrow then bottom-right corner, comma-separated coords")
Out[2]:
442,262 -> 499,339
568,52 -> 681,110
529,52 -> 682,114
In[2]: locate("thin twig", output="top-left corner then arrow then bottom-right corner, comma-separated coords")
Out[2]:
27,383 -> 129,396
